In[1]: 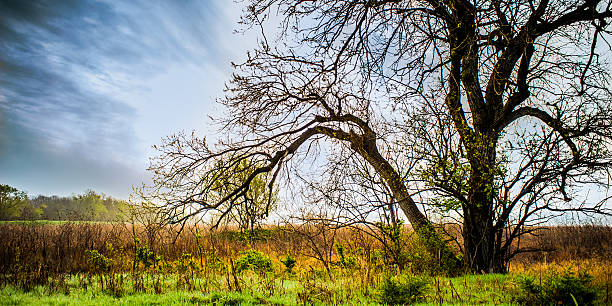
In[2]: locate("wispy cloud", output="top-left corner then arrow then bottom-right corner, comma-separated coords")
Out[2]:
0,0 -> 251,198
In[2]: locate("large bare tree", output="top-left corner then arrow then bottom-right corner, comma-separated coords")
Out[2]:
141,0 -> 612,273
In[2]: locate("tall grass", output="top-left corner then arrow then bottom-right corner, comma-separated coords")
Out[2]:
1,223 -> 611,274
0,222 -> 610,304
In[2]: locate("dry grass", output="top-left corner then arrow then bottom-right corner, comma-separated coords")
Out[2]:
0,222 -> 610,275
0,222 -> 610,304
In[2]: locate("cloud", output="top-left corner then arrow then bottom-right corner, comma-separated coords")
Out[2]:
0,124 -> 145,198
0,0 -> 249,198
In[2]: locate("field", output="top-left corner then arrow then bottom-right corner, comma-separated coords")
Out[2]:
0,222 -> 610,305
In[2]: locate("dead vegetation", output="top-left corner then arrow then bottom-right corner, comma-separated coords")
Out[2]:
0,222 -> 610,276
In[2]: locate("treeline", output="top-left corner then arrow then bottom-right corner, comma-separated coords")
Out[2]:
0,184 -> 126,221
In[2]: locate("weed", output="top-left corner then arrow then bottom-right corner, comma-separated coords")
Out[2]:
235,250 -> 273,273
176,253 -> 196,290
85,249 -> 123,297
85,250 -> 112,273
297,279 -> 334,305
335,244 -> 357,269
514,271 -> 599,306
135,242 -> 155,269
379,275 -> 430,305
281,255 -> 297,273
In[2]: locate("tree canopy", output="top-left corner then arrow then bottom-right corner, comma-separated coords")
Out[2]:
142,0 -> 612,273
0,184 -> 29,220
23,190 -> 126,221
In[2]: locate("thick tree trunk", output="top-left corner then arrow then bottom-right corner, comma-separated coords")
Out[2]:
463,135 -> 507,273
463,205 -> 497,272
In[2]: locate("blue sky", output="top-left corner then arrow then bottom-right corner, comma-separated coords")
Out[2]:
0,0 -> 256,198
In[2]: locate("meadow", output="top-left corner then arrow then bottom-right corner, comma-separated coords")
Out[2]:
0,221 -> 610,305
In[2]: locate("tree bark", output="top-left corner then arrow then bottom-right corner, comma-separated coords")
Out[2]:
463,132 -> 508,273
349,131 -> 462,273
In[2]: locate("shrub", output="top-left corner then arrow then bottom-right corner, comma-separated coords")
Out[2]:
85,250 -> 112,273
204,251 -> 224,271
135,244 -> 155,269
379,275 -> 430,305
281,255 -> 296,273
514,271 -> 600,306
234,250 -> 274,273
177,253 -> 196,274
335,244 -> 357,269
297,280 -> 335,305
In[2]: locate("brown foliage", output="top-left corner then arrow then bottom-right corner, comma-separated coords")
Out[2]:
0,222 -> 610,278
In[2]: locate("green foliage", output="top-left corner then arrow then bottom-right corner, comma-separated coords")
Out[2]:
135,243 -> 155,269
177,253 -> 196,274
375,221 -> 410,270
280,255 -> 296,273
514,271 -> 600,306
411,226 -> 461,274
374,220 -> 460,275
29,190 -> 127,221
175,253 -> 196,290
419,155 -> 507,211
234,250 -> 274,273
85,250 -> 113,273
19,204 -> 43,220
379,275 -> 430,305
202,251 -> 224,271
419,161 -> 470,212
334,244 -> 357,269
0,184 -> 29,220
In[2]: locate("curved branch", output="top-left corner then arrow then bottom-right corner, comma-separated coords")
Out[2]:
503,106 -> 579,200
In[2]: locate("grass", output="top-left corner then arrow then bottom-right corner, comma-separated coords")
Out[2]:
0,286 -> 284,306
2,269 -> 606,305
0,273 -> 519,305
0,223 -> 610,305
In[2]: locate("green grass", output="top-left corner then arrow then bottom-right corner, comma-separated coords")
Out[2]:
0,285 -> 298,306
0,272 -> 523,305
0,270 -> 606,305
413,274 -> 516,305
0,286 -> 278,305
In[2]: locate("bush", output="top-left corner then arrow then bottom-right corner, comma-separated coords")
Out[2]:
281,255 -> 296,273
135,244 -> 154,269
379,275 -> 430,305
514,271 -> 600,306
234,250 -> 274,273
335,244 -> 357,269
85,250 -> 112,273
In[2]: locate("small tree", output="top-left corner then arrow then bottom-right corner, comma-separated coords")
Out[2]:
218,159 -> 279,236
0,184 -> 28,220
73,191 -> 108,220
125,200 -> 167,259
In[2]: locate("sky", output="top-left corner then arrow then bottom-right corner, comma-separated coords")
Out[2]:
0,0 -> 257,199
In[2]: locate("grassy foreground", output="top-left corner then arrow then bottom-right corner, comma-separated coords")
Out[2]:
1,266 -> 610,305
0,273 -> 516,305
0,223 -> 610,305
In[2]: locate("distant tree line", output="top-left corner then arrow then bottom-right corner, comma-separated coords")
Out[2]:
0,184 -> 126,221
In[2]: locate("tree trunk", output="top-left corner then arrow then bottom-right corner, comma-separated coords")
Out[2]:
352,133 -> 462,273
463,135 -> 506,273
463,204 -> 496,272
